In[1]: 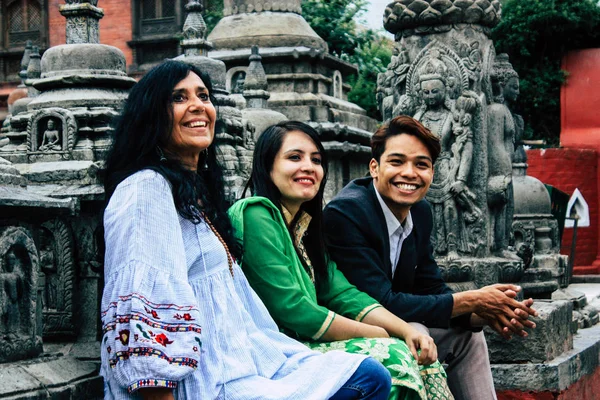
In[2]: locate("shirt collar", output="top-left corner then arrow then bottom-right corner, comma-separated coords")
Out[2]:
374,187 -> 413,239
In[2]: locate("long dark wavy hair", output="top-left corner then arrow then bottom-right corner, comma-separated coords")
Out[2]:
104,60 -> 241,259
244,121 -> 330,294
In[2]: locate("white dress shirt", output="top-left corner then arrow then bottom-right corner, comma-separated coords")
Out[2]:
374,188 -> 414,278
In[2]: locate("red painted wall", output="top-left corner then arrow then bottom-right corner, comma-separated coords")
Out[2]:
527,148 -> 599,271
561,49 -> 600,149
554,48 -> 600,273
47,0 -> 133,65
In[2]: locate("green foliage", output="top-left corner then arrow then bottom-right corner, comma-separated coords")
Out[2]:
302,0 -> 392,120
347,37 -> 393,119
203,0 -> 224,33
492,0 -> 600,145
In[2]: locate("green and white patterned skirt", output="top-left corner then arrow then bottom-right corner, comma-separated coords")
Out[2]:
309,337 -> 454,400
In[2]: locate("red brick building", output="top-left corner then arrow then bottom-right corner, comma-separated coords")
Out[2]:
1,0 -> 190,121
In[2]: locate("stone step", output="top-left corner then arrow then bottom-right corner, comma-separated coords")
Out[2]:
492,322 -> 600,392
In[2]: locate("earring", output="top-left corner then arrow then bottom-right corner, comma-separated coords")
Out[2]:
156,146 -> 167,162
201,149 -> 209,171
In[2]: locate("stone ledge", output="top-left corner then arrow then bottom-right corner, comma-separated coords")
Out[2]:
487,301 -> 573,364
0,356 -> 101,399
492,322 -> 600,391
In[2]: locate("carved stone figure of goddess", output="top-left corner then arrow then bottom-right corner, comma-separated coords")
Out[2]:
487,54 -> 521,259
413,57 -> 480,260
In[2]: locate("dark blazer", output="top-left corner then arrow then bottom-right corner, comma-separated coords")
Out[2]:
323,177 -> 469,329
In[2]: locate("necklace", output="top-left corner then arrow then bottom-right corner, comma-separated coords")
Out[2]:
202,213 -> 234,277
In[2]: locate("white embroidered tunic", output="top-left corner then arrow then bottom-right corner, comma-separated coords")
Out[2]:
101,170 -> 366,399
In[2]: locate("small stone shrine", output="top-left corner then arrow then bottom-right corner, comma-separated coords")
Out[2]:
208,0 -> 378,199
0,1 -> 135,398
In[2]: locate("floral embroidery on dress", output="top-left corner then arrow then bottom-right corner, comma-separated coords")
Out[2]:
110,348 -> 198,369
128,379 -> 177,394
118,329 -> 130,345
145,307 -> 160,319
101,292 -> 202,370
353,339 -> 392,362
174,313 -> 195,321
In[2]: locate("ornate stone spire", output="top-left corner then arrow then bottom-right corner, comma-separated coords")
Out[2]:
26,46 -> 42,98
181,0 -> 213,57
243,46 -> 269,109
241,46 -> 287,141
19,41 -> 33,86
59,0 -> 104,44
223,0 -> 302,16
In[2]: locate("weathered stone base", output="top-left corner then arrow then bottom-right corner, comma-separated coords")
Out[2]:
0,355 -> 101,399
496,365 -> 600,400
491,323 -> 600,393
486,301 -> 573,364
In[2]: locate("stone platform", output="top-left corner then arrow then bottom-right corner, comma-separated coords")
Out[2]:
0,354 -> 101,399
491,283 -> 600,399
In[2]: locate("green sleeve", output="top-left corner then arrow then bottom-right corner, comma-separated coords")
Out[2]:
241,204 -> 335,340
320,259 -> 382,321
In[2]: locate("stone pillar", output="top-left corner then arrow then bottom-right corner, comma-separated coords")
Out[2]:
181,0 -> 212,58
241,45 -> 287,141
59,0 -> 104,45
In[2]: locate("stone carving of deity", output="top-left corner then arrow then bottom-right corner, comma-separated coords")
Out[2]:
377,45 -> 411,121
411,57 -> 481,260
232,71 -> 246,94
39,119 -> 61,152
0,248 -> 25,334
487,54 -> 521,259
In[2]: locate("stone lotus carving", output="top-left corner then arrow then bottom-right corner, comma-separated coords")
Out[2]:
383,0 -> 503,34
223,0 -> 303,16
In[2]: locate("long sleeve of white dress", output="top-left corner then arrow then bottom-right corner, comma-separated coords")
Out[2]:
100,170 -> 203,395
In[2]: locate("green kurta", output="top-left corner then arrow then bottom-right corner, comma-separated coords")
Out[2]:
229,197 -> 453,400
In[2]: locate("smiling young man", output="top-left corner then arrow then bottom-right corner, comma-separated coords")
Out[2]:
323,116 -> 537,400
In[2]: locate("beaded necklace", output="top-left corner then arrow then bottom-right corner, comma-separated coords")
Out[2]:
202,212 -> 234,277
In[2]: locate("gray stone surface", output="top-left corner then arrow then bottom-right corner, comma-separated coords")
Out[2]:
0,356 -> 101,399
486,300 -> 573,363
491,322 -> 600,391
209,0 -> 327,52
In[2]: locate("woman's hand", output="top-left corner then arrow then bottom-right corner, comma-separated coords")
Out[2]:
139,388 -> 175,400
403,327 -> 437,366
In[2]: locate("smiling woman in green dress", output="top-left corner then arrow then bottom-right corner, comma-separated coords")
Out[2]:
229,121 -> 454,400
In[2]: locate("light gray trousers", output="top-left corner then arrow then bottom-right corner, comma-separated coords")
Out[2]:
410,323 -> 498,400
